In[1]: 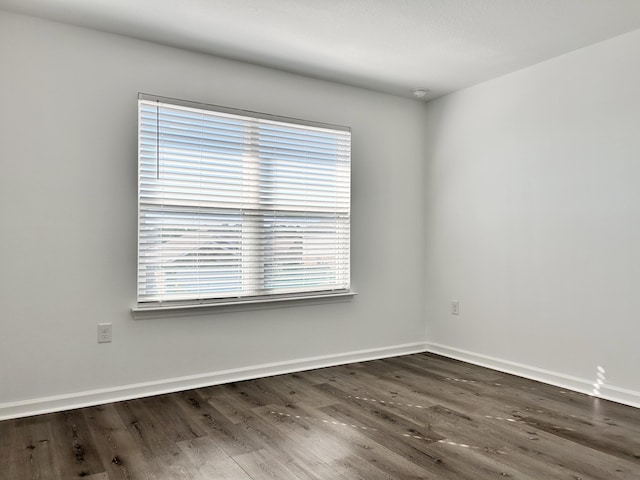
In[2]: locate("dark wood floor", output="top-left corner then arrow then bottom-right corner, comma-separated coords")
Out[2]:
1,353 -> 639,480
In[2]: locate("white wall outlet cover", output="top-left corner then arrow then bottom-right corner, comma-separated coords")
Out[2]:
97,323 -> 112,343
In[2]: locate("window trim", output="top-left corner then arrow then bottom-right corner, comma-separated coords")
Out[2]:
138,93 -> 351,134
135,93 -> 352,309
131,289 -> 357,319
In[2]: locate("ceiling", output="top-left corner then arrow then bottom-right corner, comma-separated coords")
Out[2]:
2,0 -> 640,100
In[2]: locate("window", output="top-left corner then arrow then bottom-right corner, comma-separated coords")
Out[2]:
137,94 -> 351,307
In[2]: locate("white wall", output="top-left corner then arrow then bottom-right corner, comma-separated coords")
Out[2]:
424,29 -> 640,405
0,11 -> 428,417
3,10 -> 638,418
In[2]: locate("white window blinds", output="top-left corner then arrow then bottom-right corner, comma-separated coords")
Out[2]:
137,94 -> 351,305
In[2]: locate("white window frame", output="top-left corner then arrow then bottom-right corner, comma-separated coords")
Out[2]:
134,94 -> 352,313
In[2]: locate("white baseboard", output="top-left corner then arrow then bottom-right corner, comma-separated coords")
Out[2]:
425,342 -> 640,410
0,342 -> 428,421
6,341 -> 636,421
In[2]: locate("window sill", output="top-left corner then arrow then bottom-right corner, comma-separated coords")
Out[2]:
131,290 -> 357,320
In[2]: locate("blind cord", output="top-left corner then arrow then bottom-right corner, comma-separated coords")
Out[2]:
156,102 -> 160,179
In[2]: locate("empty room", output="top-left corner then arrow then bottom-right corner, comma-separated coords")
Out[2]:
0,1 -> 639,479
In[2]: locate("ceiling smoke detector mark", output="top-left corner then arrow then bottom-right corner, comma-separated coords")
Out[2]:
412,88 -> 430,98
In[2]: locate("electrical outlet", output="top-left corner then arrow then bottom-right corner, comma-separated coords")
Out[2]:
451,301 -> 460,315
98,323 -> 112,343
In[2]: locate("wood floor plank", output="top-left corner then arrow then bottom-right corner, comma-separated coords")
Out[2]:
232,448 -> 304,480
48,409 -> 105,478
83,403 -> 155,480
0,418 -> 29,480
176,390 -> 262,458
2,352 -> 639,479
111,399 -> 178,460
266,402 -> 447,480
22,416 -> 61,480
256,404 -> 410,480
81,474 -> 110,480
176,436 -> 253,480
202,401 -> 345,480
